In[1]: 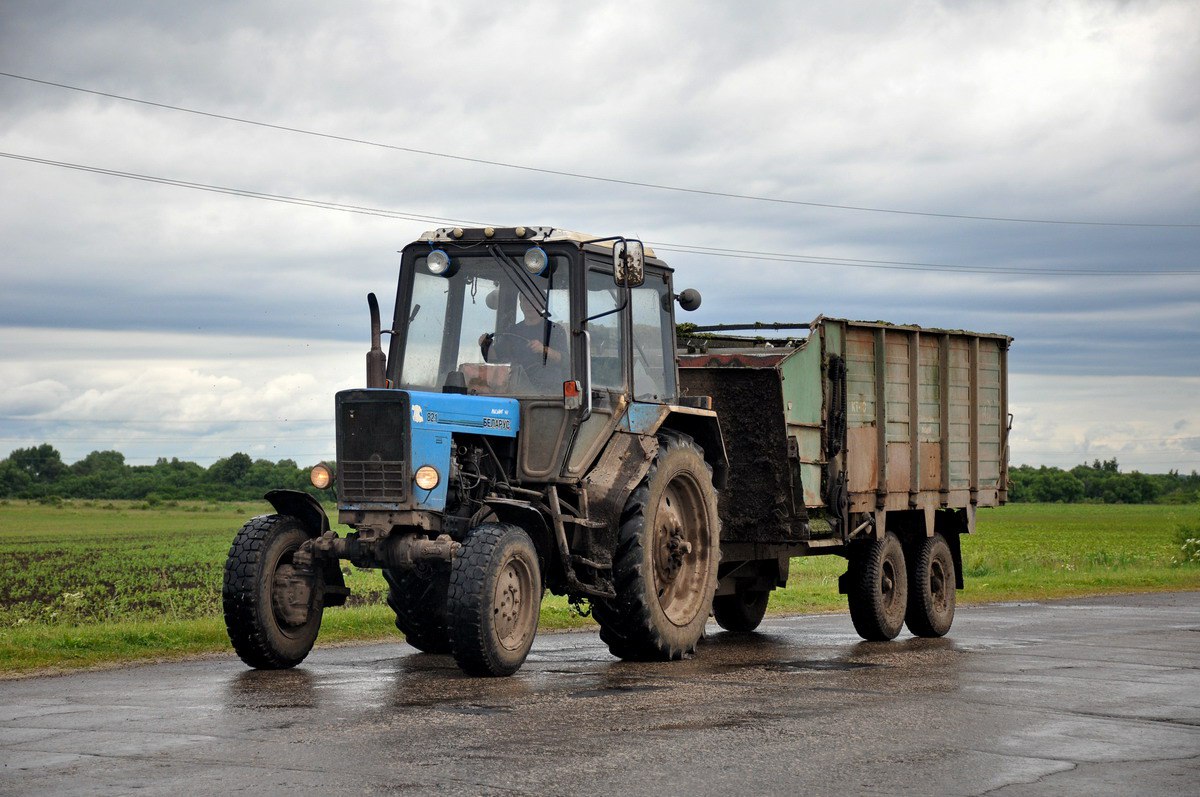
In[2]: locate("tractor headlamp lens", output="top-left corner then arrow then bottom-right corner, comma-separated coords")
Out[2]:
427,249 -> 453,275
309,463 -> 333,490
414,465 -> 440,491
523,246 -> 549,276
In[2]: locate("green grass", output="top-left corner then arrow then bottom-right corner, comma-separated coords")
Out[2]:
1,500 -> 1197,677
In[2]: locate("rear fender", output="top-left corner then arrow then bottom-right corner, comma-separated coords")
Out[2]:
627,403 -> 728,489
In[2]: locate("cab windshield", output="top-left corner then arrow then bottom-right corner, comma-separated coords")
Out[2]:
397,251 -> 572,397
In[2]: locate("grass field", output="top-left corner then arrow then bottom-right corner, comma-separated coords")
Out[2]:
1,500 -> 1197,676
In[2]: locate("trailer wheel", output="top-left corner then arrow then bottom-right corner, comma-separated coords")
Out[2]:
905,533 -> 956,637
598,433 -> 720,661
383,564 -> 451,653
713,589 -> 770,633
446,522 -> 542,677
223,514 -> 324,669
846,531 -> 908,641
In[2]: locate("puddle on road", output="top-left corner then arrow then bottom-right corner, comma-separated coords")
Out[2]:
767,659 -> 882,673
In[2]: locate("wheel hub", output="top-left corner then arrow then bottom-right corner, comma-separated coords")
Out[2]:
651,473 -> 709,627
492,557 -> 535,651
271,562 -> 313,628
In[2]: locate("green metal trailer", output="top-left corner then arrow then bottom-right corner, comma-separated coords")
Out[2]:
679,317 -> 1011,638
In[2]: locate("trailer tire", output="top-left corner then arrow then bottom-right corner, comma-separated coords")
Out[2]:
598,433 -> 720,661
446,522 -> 542,677
223,514 -> 323,669
905,533 -> 956,637
383,564 -> 451,654
846,531 -> 908,641
713,589 -> 770,633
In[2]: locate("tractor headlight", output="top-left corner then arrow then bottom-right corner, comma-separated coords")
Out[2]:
523,246 -> 549,276
427,249 -> 455,276
309,462 -> 333,490
414,465 -> 440,491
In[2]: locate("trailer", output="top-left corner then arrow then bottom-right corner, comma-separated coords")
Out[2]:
680,318 -> 1011,638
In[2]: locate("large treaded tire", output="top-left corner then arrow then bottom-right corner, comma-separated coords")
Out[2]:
597,433 -> 720,661
713,589 -> 770,633
905,533 -> 956,637
447,522 -> 542,677
223,514 -> 323,669
383,564 -> 451,653
846,531 -> 908,641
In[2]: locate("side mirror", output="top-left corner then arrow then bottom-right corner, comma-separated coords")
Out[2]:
677,288 -> 702,312
613,239 -> 645,288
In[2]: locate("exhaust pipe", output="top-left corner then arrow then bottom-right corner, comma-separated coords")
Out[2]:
366,293 -> 386,388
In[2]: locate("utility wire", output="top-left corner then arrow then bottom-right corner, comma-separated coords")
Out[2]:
0,151 -> 484,228
4,151 -> 1197,278
2,70 -> 1197,229
650,244 -> 1200,276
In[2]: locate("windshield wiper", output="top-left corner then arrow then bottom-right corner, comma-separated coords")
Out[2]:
487,245 -> 549,318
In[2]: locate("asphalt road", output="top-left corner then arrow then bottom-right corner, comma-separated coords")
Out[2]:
2,592 -> 1198,796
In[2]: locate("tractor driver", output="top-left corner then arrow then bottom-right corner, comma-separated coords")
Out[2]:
478,293 -> 569,390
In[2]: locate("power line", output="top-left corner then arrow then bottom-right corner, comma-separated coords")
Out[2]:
0,151 -> 485,227
3,70 -> 1197,230
4,151 -> 1197,278
651,244 -> 1200,276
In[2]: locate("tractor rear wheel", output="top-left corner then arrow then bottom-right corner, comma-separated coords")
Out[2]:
597,433 -> 720,661
223,514 -> 323,669
905,533 -> 956,637
846,531 -> 908,641
713,589 -> 770,633
383,564 -> 451,653
446,522 -> 542,677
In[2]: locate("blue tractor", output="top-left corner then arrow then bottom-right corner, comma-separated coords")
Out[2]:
223,227 -> 722,676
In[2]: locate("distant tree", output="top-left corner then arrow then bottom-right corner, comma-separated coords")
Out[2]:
71,450 -> 126,476
208,452 -> 253,485
6,444 -> 67,483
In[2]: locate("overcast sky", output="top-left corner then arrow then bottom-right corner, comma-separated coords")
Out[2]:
1,0 -> 1198,472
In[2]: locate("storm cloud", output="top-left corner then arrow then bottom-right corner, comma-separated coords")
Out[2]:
1,0 -> 1197,469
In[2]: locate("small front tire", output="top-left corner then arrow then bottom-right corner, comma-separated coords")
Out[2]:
383,564 -> 451,653
447,522 -> 542,677
223,514 -> 323,669
713,589 -> 770,633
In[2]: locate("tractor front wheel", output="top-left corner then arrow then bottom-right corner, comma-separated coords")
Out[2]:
713,589 -> 770,633
446,522 -> 542,677
383,564 -> 451,653
223,515 -> 323,669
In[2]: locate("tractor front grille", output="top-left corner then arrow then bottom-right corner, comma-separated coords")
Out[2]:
335,390 -> 409,505
339,460 -> 406,503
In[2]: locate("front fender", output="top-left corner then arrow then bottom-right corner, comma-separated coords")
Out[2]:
265,489 -> 331,536
264,489 -> 345,601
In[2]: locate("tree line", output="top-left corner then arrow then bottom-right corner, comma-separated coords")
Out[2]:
1,444 -> 1196,505
1009,459 -> 1199,504
0,444 -> 326,502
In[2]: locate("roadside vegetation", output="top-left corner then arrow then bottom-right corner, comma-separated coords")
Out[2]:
1,499 -> 1196,677
3,444 -> 1198,505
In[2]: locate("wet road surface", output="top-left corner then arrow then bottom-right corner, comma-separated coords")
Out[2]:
2,591 -> 1198,795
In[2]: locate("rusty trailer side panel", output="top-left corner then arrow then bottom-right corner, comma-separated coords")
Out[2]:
679,317 -> 1010,546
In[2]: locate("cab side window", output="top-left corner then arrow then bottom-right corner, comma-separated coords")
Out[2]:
631,273 -> 676,402
586,269 -> 625,391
